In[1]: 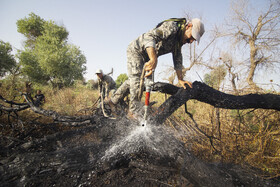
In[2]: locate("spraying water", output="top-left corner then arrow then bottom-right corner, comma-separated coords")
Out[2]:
101,119 -> 182,161
102,122 -> 151,160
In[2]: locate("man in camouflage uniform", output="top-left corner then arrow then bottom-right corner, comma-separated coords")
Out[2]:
96,69 -> 116,102
110,18 -> 205,118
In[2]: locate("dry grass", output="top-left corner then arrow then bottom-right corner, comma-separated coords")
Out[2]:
43,87 -> 99,116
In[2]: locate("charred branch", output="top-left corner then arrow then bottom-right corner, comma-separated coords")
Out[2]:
152,81 -> 280,124
0,95 -> 29,113
0,103 -> 29,113
21,94 -> 96,125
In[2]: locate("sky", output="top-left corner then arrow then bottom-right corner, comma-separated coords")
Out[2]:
0,0 -> 278,90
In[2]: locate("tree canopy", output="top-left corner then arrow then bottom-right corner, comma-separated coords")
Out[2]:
17,12 -> 45,48
17,13 -> 86,87
0,40 -> 17,77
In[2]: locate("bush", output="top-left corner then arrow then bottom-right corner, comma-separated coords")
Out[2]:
115,73 -> 128,88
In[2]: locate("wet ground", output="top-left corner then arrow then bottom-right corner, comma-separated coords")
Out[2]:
0,116 -> 279,187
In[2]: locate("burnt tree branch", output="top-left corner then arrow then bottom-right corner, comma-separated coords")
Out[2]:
21,94 -> 96,125
0,95 -> 29,112
152,81 -> 280,124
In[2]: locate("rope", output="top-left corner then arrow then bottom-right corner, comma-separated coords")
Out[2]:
100,87 -> 116,119
100,87 -> 109,118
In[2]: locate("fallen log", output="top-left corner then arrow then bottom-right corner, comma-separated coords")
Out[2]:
152,81 -> 280,124
0,95 -> 29,112
0,103 -> 29,113
21,94 -> 96,125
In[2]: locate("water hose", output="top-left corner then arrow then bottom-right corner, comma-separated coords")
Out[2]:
142,70 -> 154,126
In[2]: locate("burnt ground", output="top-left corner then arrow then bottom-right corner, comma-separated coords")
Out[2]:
0,116 -> 279,187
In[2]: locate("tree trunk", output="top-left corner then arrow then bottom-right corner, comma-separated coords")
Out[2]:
247,59 -> 258,90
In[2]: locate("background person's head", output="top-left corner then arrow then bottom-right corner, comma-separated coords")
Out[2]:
96,69 -> 103,79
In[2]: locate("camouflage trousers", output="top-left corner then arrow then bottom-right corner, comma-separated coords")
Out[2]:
111,48 -> 145,114
110,79 -> 130,104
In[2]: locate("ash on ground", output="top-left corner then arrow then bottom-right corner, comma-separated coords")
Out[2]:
0,116 -> 279,187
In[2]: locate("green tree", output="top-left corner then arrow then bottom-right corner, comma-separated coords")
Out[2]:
115,73 -> 128,88
17,13 -> 86,87
18,50 -> 49,84
0,40 -> 17,77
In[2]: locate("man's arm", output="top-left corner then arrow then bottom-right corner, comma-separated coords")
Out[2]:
105,83 -> 110,98
173,48 -> 192,89
144,47 -> 158,77
98,79 -> 102,96
103,76 -> 112,99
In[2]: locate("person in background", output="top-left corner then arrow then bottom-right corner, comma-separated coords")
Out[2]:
96,69 -> 116,103
34,90 -> 45,107
25,82 -> 33,99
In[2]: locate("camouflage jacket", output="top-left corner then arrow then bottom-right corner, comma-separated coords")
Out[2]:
128,21 -> 184,70
98,75 -> 116,97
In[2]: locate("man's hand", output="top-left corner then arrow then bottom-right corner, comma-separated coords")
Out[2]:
179,79 -> 193,89
176,69 -> 192,89
144,62 -> 156,77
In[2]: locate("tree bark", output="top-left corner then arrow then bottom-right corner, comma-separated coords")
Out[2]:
152,81 -> 280,124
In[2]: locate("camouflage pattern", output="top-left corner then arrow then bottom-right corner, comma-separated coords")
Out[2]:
112,20 -> 185,113
110,79 -> 130,104
98,74 -> 116,98
128,21 -> 184,71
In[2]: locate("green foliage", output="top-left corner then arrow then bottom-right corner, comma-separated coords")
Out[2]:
0,40 -> 17,77
115,73 -> 128,88
0,75 -> 24,101
17,13 -> 86,88
39,21 -> 69,45
18,50 -> 49,84
17,12 -> 45,48
204,65 -> 227,89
